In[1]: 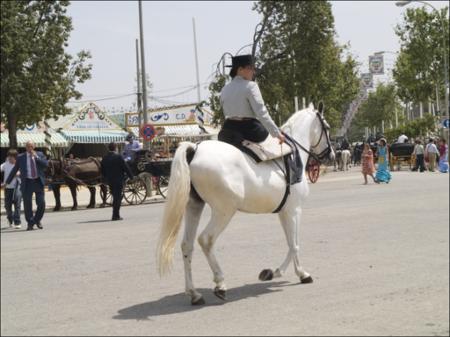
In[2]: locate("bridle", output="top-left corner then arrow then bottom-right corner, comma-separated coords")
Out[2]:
284,111 -> 333,162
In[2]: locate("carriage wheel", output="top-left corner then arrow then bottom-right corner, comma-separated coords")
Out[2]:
157,176 -> 169,199
308,161 -> 320,183
99,185 -> 113,206
123,178 -> 147,205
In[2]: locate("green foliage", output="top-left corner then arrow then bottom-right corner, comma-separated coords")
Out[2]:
207,1 -> 360,134
1,0 -> 92,148
208,74 -> 227,126
393,6 -> 449,106
384,114 -> 438,142
357,83 -> 402,128
253,1 -> 360,132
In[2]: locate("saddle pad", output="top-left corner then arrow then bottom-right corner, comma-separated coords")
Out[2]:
242,135 -> 293,162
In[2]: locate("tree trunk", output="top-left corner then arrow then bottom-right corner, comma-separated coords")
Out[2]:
7,112 -> 18,149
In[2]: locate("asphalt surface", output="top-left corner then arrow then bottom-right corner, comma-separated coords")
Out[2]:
1,167 -> 449,336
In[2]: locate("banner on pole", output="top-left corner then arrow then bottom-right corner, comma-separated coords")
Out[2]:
361,73 -> 373,88
369,54 -> 384,74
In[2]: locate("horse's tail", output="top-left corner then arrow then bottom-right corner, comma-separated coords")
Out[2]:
157,141 -> 195,277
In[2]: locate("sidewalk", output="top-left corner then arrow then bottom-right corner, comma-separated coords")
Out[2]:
0,185 -> 165,216
1,165 -> 330,216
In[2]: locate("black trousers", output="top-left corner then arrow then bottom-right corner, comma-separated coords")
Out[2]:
413,154 -> 425,172
218,118 -> 269,147
22,178 -> 45,226
110,182 -> 124,219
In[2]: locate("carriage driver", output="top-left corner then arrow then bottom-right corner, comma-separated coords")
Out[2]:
218,54 -> 285,146
122,133 -> 142,162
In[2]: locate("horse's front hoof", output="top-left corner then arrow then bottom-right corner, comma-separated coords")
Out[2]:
53,207 -> 61,212
214,287 -> 226,300
301,276 -> 314,284
259,269 -> 274,282
191,296 -> 205,306
86,204 -> 95,209
71,206 -> 78,211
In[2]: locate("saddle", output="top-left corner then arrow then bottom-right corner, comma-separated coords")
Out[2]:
219,130 -> 304,213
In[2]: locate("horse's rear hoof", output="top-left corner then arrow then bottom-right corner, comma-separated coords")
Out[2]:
259,269 -> 274,281
53,207 -> 61,212
301,276 -> 313,284
191,296 -> 205,306
71,207 -> 77,211
214,287 -> 226,300
87,204 -> 95,209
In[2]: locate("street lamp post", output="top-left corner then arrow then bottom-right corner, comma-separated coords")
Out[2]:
396,1 -> 449,132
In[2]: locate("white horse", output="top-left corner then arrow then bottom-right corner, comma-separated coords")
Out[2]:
157,103 -> 334,305
339,149 -> 351,171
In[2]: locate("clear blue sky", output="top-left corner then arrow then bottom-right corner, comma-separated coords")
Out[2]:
65,1 -> 448,112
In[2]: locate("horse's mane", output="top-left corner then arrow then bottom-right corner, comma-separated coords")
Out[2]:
281,104 -> 316,132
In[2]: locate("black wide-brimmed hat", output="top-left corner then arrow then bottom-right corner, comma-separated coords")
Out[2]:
226,54 -> 255,68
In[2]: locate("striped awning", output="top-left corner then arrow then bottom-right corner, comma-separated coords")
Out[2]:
59,130 -> 129,144
0,131 -> 68,148
128,124 -> 219,138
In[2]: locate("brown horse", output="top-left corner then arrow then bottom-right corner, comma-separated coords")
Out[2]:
46,158 -> 108,211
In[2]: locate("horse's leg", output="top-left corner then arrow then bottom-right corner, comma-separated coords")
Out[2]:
261,207 -> 311,283
99,184 -> 107,207
68,183 -> 78,210
198,207 -> 236,300
87,186 -> 96,208
181,197 -> 205,305
52,184 -> 61,211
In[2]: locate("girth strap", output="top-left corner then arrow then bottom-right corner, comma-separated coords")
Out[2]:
272,155 -> 291,213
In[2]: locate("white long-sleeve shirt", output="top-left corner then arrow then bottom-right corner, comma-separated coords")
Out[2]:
1,161 -> 20,189
220,76 -> 281,138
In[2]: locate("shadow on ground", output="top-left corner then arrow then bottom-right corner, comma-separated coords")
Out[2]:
113,281 -> 305,321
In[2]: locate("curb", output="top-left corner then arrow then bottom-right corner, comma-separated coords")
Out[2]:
0,196 -> 166,216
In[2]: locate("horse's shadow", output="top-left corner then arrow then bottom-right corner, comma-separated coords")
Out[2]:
113,281 -> 297,321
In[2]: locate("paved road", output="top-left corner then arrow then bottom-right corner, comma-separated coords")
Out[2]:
1,167 -> 449,336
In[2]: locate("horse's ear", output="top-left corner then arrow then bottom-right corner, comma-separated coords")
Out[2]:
318,101 -> 325,115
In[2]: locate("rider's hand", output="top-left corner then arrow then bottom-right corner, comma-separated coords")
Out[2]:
278,134 -> 286,144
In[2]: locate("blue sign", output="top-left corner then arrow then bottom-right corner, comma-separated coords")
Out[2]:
443,119 -> 450,129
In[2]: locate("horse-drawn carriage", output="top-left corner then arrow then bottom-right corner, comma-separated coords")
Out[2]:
100,149 -> 172,206
389,143 -> 415,171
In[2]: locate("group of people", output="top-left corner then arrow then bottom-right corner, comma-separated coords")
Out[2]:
412,138 -> 448,173
1,141 -> 48,230
360,138 -> 391,185
359,135 -> 449,185
1,135 -> 142,230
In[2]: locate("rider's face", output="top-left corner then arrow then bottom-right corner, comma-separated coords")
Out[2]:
238,65 -> 255,81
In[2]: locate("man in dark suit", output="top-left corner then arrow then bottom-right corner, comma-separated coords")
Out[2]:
6,141 -> 48,231
101,142 -> 134,221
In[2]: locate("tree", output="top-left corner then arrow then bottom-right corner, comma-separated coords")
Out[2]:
384,114 -> 438,142
1,0 -> 92,149
207,1 -> 360,134
357,83 -> 403,130
253,1 -> 360,132
393,6 -> 449,113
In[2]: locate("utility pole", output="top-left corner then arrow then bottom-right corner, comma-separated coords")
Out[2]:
138,0 -> 149,149
135,39 -> 142,131
192,18 -> 201,103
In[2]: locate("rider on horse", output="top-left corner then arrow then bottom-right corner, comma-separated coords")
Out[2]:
218,54 -> 285,146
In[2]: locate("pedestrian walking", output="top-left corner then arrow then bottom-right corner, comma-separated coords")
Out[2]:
425,138 -> 439,172
101,142 -> 134,221
412,139 -> 426,172
438,139 -> 449,173
6,141 -> 48,231
1,150 -> 22,228
375,138 -> 391,183
361,143 -> 376,184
